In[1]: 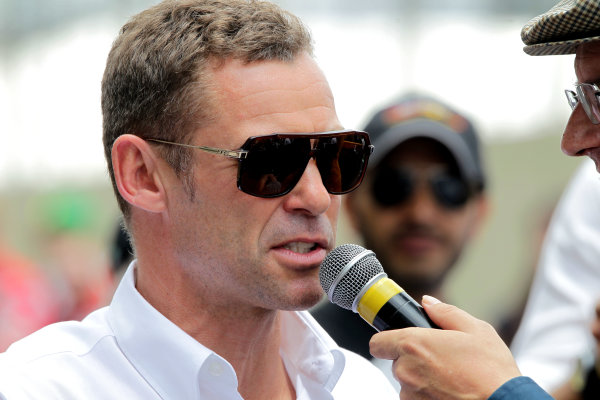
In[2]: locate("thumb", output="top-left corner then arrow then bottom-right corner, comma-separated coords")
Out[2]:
421,295 -> 486,333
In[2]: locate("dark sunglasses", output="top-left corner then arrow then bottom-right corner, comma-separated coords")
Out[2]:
372,167 -> 471,209
147,130 -> 374,198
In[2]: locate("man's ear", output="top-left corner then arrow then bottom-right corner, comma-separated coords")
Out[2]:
111,134 -> 167,213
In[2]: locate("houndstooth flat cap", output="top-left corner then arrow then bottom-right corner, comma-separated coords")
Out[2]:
522,0 -> 600,55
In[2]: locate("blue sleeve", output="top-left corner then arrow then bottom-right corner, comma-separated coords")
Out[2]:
488,376 -> 554,400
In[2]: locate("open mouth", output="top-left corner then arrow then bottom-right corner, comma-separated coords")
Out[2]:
282,242 -> 319,254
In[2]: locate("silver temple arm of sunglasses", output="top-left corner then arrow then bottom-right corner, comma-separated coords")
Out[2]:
146,138 -> 248,159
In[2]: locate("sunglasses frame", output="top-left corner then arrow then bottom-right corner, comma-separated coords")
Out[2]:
147,129 -> 374,198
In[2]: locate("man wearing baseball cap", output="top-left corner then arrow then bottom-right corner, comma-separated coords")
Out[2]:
311,94 -> 488,390
369,1 -> 600,399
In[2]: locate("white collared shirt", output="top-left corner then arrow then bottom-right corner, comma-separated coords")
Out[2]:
0,262 -> 397,399
511,159 -> 600,391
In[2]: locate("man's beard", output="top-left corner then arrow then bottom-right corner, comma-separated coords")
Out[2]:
362,223 -> 463,295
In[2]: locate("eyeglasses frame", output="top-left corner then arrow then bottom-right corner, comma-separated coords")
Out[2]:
565,82 -> 600,125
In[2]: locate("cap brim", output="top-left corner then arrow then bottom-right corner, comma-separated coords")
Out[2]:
524,35 -> 600,56
369,119 -> 480,182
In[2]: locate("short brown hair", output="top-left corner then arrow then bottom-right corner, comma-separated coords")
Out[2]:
101,0 -> 313,220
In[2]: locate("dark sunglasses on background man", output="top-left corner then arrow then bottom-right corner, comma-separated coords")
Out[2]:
147,130 -> 373,198
372,166 -> 471,209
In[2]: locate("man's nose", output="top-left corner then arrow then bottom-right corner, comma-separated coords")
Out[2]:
561,104 -> 600,156
283,159 -> 332,216
402,182 -> 439,221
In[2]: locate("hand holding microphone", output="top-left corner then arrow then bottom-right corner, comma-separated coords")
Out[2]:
320,244 -> 523,400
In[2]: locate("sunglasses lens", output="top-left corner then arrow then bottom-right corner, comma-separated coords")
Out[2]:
372,168 -> 469,209
238,137 -> 310,197
431,174 -> 469,208
372,168 -> 412,206
317,133 -> 371,194
238,131 -> 371,198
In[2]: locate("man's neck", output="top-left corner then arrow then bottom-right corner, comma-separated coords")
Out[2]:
189,309 -> 296,400
136,263 -> 295,399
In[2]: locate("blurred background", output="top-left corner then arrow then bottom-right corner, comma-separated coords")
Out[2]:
0,0 -> 583,344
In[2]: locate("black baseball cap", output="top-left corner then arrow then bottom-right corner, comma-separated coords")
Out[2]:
364,94 -> 486,191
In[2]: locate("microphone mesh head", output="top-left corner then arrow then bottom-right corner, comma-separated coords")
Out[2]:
319,244 -> 384,310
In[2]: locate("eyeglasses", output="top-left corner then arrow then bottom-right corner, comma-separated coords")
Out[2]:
565,83 -> 600,125
147,130 -> 374,198
371,167 -> 471,209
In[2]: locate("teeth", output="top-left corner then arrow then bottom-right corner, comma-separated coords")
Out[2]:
283,242 -> 316,254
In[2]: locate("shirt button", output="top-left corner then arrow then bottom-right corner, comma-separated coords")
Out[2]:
208,360 -> 225,377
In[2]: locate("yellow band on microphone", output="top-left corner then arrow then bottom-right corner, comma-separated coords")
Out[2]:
357,277 -> 403,324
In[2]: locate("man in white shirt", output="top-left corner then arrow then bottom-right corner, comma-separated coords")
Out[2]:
0,1 -> 397,398
511,158 -> 600,392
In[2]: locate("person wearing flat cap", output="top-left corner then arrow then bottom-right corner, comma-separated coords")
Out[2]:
311,94 -> 488,391
368,1 -> 600,399
515,1 -> 600,399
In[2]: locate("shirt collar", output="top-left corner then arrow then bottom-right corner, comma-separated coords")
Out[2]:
108,262 -> 236,399
280,311 -> 345,395
107,261 -> 346,399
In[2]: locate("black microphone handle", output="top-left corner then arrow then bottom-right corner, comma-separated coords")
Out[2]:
368,291 -> 439,331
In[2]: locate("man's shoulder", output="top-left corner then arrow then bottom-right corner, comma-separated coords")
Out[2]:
0,307 -> 136,399
0,306 -> 113,368
0,303 -> 165,400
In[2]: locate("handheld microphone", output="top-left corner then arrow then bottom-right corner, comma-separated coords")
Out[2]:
319,243 -> 438,331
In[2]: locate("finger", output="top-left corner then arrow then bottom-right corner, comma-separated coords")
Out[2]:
421,296 -> 491,334
369,329 -> 416,360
